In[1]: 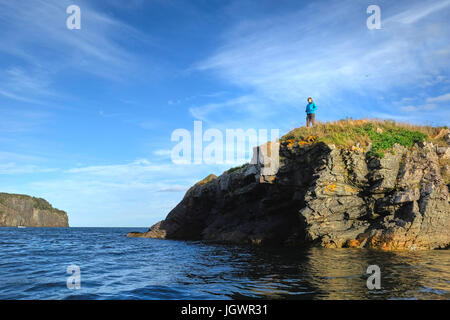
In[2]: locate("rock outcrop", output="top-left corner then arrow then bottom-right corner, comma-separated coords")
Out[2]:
129,132 -> 449,250
0,193 -> 69,227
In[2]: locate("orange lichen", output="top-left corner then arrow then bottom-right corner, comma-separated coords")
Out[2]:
367,235 -> 397,250
324,183 -> 337,193
351,145 -> 365,153
324,241 -> 337,248
344,185 -> 358,193
298,135 -> 317,146
347,239 -> 360,248
286,139 -> 296,149
284,135 -> 317,149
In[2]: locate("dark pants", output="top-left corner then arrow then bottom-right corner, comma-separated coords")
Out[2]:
306,113 -> 315,127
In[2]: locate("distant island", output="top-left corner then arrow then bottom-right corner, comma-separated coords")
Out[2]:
128,119 -> 450,250
0,193 -> 69,227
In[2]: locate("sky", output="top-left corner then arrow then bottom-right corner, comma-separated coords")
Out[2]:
0,0 -> 449,227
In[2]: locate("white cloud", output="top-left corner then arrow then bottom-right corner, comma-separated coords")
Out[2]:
0,88 -> 42,104
0,163 -> 57,175
0,108 -> 52,133
426,93 -> 450,103
195,0 -> 450,122
0,0 -> 147,104
153,149 -> 172,156
0,151 -> 58,174
157,185 -> 188,193
26,158 -> 224,226
400,104 -> 437,112
65,159 -> 172,176
396,91 -> 449,115
189,95 -> 261,122
386,0 -> 450,24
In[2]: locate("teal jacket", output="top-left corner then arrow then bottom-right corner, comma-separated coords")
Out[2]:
306,102 -> 317,114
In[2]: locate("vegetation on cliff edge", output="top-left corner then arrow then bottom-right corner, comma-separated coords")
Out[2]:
282,119 -> 447,158
0,193 -> 67,215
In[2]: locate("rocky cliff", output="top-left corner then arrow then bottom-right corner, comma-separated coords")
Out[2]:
0,193 -> 69,227
129,121 -> 449,250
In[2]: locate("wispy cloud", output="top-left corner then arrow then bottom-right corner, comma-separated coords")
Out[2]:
189,95 -> 262,122
396,92 -> 449,115
0,108 -> 52,133
0,163 -> 57,175
157,185 -> 188,193
400,104 -> 437,112
386,0 -> 450,24
169,91 -> 229,105
0,0 -> 147,105
0,151 -> 57,174
427,93 -> 450,103
153,149 -> 172,157
195,0 -> 450,123
0,67 -> 56,104
26,158 -> 223,226
0,0 -> 142,71
65,159 -> 173,176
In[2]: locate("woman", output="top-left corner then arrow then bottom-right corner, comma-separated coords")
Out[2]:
305,97 -> 317,127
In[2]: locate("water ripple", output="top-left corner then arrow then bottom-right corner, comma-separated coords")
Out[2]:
0,227 -> 448,300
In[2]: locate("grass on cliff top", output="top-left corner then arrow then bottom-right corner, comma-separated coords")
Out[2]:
225,163 -> 248,174
282,119 -> 448,158
193,174 -> 217,187
0,192 -> 66,214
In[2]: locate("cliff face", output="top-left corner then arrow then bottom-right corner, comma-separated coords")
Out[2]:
129,130 -> 450,250
0,193 -> 69,227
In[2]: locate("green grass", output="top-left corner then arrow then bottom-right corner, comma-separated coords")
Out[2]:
0,192 -> 66,214
282,119 -> 446,158
355,123 -> 427,157
33,198 -> 55,211
225,163 -> 248,174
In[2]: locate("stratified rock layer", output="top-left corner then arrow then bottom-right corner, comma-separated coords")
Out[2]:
0,193 -> 69,227
129,139 -> 449,250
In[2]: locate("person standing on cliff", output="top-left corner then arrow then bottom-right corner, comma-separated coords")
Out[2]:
305,97 -> 317,127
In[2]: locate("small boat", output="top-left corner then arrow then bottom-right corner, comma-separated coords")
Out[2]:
17,226 -> 26,228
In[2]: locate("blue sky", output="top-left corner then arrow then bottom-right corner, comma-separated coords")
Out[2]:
0,0 -> 449,227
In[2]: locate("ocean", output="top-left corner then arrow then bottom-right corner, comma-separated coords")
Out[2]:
0,227 -> 448,300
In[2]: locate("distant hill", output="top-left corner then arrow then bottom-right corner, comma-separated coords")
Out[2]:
0,193 -> 69,227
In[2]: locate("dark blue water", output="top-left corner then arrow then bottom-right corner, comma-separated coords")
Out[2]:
0,227 -> 448,300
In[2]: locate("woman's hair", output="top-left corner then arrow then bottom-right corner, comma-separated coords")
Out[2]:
307,97 -> 313,101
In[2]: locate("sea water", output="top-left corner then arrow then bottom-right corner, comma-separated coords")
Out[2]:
0,227 -> 448,300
